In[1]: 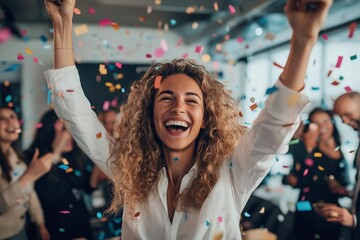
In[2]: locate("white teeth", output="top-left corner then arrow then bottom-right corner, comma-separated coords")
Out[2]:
6,128 -> 22,133
165,120 -> 189,128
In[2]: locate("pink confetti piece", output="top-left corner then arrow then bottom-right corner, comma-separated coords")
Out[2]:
33,57 -> 39,64
303,169 -> 309,176
195,45 -> 204,54
59,211 -> 71,214
99,18 -> 112,26
88,7 -> 96,15
348,22 -> 357,38
237,37 -> 244,43
0,27 -> 11,43
322,34 -> 328,40
17,54 -> 25,61
303,188 -> 310,193
335,56 -> 343,68
115,62 -> 122,69
228,4 -> 236,15
20,29 -> 27,36
160,39 -> 168,52
182,53 -> 189,58
344,86 -> 352,92
154,47 -> 165,57
117,45 -> 124,50
35,123 -> 43,129
176,38 -> 183,47
111,97 -> 118,107
305,158 -> 314,167
66,89 -> 74,92
213,61 -> 219,69
217,216 -> 223,223
145,53 -> 152,58
103,101 -> 110,111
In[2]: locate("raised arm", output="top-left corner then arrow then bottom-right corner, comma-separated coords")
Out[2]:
43,0 -> 112,176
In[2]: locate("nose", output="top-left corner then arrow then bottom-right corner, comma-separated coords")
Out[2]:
170,98 -> 186,114
341,116 -> 350,124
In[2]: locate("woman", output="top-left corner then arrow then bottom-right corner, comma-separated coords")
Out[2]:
0,107 -> 52,240
285,108 -> 350,240
44,0 -> 332,239
25,110 -> 94,240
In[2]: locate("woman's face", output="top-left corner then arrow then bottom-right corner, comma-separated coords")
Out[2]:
53,119 -> 74,153
0,108 -> 20,144
310,112 -> 334,141
153,73 -> 205,152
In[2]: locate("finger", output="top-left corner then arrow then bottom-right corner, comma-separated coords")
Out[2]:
327,217 -> 340,222
32,148 -> 39,161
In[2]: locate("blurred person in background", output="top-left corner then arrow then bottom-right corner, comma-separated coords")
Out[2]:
0,107 -> 53,240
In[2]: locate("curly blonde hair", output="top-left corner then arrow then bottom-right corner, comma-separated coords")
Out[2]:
108,59 -> 247,215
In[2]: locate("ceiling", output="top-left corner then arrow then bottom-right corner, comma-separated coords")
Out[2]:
1,0 -> 360,61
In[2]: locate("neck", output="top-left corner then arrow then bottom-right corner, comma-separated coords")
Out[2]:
1,142 -> 11,155
163,142 -> 196,187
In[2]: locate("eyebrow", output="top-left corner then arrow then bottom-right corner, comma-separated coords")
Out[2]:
157,90 -> 202,100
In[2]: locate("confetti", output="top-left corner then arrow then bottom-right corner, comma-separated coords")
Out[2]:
134,212 -> 141,217
348,22 -> 357,38
0,27 -> 11,43
327,70 -> 332,77
277,214 -> 285,222
4,64 -> 21,72
17,54 -> 25,61
344,86 -> 352,92
265,32 -> 275,41
318,165 -> 324,171
96,212 -> 103,219
296,201 -> 312,211
66,89 -> 74,92
99,18 -> 112,26
335,56 -> 343,68
265,86 -> 278,95
154,48 -> 165,57
314,152 -> 322,158
259,207 -> 265,214
154,76 -> 162,89
244,212 -> 251,217
25,48 -> 33,55
331,81 -> 340,86
74,24 -> 89,36
33,57 -> 39,64
96,132 -> 102,139
59,210 -> 71,214
58,164 -> 69,170
249,103 -> 258,111
311,87 -> 320,91
273,61 -> 284,69
288,139 -> 300,145
228,4 -> 236,14
205,220 -> 210,227
62,158 -> 69,165
305,158 -> 314,167
195,45 -> 204,54
173,157 -> 179,161
58,228 -> 65,232
350,55 -> 357,61
217,216 -> 223,223
35,122 -> 43,129
88,7 -> 96,15
65,168 -> 73,173
339,76 -> 344,81
237,37 -> 244,43
322,34 -> 328,40
303,169 -> 309,176
145,54 -> 152,58
73,8 -> 81,15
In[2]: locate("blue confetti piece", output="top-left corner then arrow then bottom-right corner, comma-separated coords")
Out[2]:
114,229 -> 121,236
296,201 -> 312,211
170,19 -> 177,25
205,220 -> 210,227
23,36 -> 30,43
58,164 -> 69,170
173,157 -> 179,161
5,95 -> 12,103
47,90 -> 51,105
265,86 -> 278,95
114,217 -> 122,224
244,212 -> 251,217
339,75 -> 344,81
97,231 -> 105,240
40,35 -> 47,42
108,63 -> 116,71
4,64 -> 20,72
109,222 -> 114,233
311,87 -> 320,91
58,228 -> 65,232
121,88 -> 125,93
229,161 -> 233,168
74,170 -> 82,177
96,212 -> 103,219
241,95 -> 246,100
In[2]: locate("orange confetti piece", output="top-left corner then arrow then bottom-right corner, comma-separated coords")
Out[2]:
111,22 -> 120,30
154,76 -> 162,89
331,81 -> 340,86
348,22 -> 357,38
25,47 -> 33,55
327,70 -> 332,77
65,168 -> 73,173
318,165 -> 324,171
74,24 -> 89,36
249,103 -> 258,111
134,212 -> 141,217
96,132 -> 102,139
273,61 -> 284,69
73,8 -> 81,15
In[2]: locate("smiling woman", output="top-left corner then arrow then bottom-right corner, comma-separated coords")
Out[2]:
43,0 -> 333,239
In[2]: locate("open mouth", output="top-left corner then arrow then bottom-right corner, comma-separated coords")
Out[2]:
164,120 -> 190,133
5,127 -> 22,134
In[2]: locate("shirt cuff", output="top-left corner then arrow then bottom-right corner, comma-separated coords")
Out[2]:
353,214 -> 357,229
44,65 -> 81,92
265,79 -> 310,124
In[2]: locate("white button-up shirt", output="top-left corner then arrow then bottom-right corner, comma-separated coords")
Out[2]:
44,65 -> 309,240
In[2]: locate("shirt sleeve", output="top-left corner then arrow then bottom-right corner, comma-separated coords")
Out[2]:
229,80 -> 310,214
28,189 -> 45,225
44,65 -> 113,178
0,181 -> 32,215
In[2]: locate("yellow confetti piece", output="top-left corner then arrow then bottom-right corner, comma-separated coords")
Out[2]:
57,92 -> 64,97
115,84 -> 121,90
96,132 -> 102,139
288,93 -> 299,106
318,165 -> 324,171
62,158 -> 69,165
105,82 -> 113,87
314,152 -> 322,158
99,64 -> 107,75
111,22 -> 120,30
259,207 -> 265,214
115,73 -> 124,80
250,103 -> 258,111
25,47 -> 33,55
74,24 -> 89,36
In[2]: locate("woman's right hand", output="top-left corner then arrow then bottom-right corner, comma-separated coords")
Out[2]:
19,149 -> 54,186
44,0 -> 76,23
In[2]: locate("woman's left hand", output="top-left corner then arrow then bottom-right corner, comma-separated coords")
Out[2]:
38,223 -> 51,240
313,203 -> 354,227
285,0 -> 333,40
